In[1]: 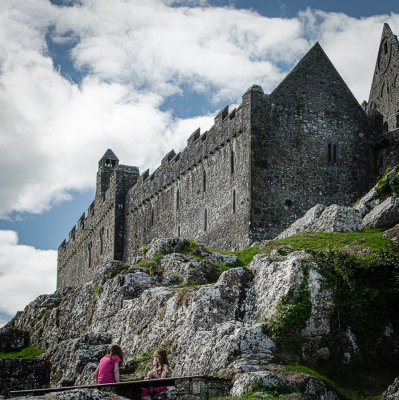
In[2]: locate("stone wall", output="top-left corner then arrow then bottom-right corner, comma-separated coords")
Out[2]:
57,164 -> 139,288
123,90 -> 254,258
0,359 -> 51,396
368,23 -> 399,133
373,129 -> 399,178
249,43 -> 373,242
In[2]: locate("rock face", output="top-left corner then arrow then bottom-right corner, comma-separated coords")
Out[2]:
382,377 -> 399,400
0,359 -> 50,396
0,327 -> 30,352
8,245 -> 340,390
5,237 -> 397,399
277,205 -> 362,239
362,196 -> 399,229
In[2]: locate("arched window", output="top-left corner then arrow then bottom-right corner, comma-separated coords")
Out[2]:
203,170 -> 206,192
232,190 -> 236,214
176,188 -> 180,210
231,151 -> 234,174
204,209 -> 208,232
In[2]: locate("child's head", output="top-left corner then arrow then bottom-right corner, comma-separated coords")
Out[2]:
153,349 -> 168,367
106,344 -> 125,365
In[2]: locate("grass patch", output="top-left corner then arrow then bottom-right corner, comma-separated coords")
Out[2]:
261,229 -> 389,254
0,345 -> 44,359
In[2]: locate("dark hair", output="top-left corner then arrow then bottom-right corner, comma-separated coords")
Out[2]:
154,349 -> 168,367
106,344 -> 125,366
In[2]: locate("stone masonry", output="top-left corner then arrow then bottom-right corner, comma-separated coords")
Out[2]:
57,24 -> 399,289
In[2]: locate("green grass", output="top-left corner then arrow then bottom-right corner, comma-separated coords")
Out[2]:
261,229 -> 389,254
0,345 -> 44,359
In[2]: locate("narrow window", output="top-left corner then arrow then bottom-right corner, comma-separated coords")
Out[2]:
100,227 -> 104,255
328,143 -> 332,163
151,208 -> 154,226
88,242 -> 92,267
231,151 -> 234,174
333,145 -> 337,164
396,110 -> 399,128
232,190 -> 236,214
203,170 -> 206,192
176,188 -> 180,210
384,41 -> 388,54
106,228 -> 109,239
204,209 -> 208,232
177,226 -> 181,237
383,121 -> 388,132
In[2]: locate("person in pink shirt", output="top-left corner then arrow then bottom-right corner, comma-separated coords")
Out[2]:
95,344 -> 125,384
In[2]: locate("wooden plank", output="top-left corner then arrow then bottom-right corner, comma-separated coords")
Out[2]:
9,375 -> 228,396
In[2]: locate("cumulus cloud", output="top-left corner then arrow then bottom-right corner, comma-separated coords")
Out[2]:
0,230 -> 57,321
0,0 -> 398,220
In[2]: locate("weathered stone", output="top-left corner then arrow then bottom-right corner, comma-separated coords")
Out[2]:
277,205 -> 362,239
0,327 -> 30,352
159,254 -> 217,285
0,359 -> 50,397
309,205 -> 363,233
362,196 -> 399,229
383,224 -> 399,241
382,377 -> 399,400
230,371 -> 294,397
144,238 -> 209,260
277,205 -> 326,239
49,333 -> 111,386
205,253 -> 238,266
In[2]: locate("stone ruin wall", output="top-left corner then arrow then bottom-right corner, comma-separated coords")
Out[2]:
368,23 -> 399,133
123,88 -> 255,259
249,44 -> 374,242
57,167 -> 138,288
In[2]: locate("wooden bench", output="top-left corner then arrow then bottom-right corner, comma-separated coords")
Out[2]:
9,375 -> 231,400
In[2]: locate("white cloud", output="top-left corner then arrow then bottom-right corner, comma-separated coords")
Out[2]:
0,230 -> 57,319
0,0 -> 398,220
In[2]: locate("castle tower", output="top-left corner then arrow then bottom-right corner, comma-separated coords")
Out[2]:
368,23 -> 399,133
96,149 -> 119,197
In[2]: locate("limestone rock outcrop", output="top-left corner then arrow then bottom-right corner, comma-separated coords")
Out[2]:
8,248 -> 343,390
362,196 -> 399,229
277,205 -> 362,239
382,377 -> 399,400
0,327 -> 30,352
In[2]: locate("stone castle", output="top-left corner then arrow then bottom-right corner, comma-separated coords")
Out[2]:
57,23 -> 399,289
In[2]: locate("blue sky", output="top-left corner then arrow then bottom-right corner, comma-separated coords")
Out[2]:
0,0 -> 398,326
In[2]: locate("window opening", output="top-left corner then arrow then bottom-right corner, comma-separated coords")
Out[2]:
177,226 -> 181,237
383,121 -> 388,132
100,227 -> 104,255
203,170 -> 206,192
328,143 -> 332,163
333,145 -> 337,164
151,208 -> 154,226
384,41 -> 388,54
176,188 -> 180,210
88,242 -> 92,267
204,209 -> 208,232
232,190 -> 236,214
231,151 -> 234,174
